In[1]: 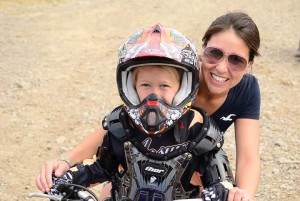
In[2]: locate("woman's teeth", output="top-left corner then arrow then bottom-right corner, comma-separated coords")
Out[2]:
212,74 -> 227,82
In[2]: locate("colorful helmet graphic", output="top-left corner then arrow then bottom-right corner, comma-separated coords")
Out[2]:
117,23 -> 199,135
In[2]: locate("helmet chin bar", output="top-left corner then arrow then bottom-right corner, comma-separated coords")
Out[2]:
140,93 -> 168,134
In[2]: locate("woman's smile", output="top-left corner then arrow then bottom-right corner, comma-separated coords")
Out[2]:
211,73 -> 229,83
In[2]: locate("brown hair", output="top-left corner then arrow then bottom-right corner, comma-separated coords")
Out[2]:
202,12 -> 260,62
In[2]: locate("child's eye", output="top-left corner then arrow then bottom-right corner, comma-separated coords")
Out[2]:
161,84 -> 170,88
140,83 -> 150,87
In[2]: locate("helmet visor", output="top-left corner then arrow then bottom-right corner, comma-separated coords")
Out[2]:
118,63 -> 196,108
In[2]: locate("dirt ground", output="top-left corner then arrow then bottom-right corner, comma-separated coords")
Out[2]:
0,0 -> 299,200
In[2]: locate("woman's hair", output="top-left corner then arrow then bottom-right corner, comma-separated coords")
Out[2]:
132,65 -> 183,87
202,11 -> 260,62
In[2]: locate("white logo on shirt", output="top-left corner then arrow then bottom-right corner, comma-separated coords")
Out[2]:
220,114 -> 236,121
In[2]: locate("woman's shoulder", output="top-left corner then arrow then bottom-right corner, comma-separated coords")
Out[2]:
233,74 -> 260,95
239,74 -> 259,87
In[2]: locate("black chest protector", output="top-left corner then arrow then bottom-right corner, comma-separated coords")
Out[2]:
115,141 -> 195,200
99,106 -> 227,201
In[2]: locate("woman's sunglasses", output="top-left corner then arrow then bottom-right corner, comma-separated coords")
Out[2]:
201,47 -> 250,71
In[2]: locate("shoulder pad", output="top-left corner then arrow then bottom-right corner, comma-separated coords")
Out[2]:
201,149 -> 235,186
188,107 -> 224,155
102,105 -> 132,142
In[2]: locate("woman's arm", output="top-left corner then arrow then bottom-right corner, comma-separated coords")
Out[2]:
36,128 -> 106,192
229,118 -> 261,200
66,128 -> 106,165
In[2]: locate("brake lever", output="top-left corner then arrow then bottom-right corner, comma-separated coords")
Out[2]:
28,192 -> 63,200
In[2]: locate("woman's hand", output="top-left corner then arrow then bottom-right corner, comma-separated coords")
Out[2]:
35,160 -> 70,192
227,187 -> 253,201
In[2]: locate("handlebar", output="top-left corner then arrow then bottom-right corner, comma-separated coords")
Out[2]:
28,192 -> 203,201
29,183 -> 99,201
29,184 -> 203,201
29,192 -> 203,201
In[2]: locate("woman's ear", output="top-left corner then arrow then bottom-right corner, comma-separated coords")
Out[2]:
246,61 -> 254,74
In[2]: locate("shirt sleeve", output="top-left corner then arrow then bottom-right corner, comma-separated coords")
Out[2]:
71,160 -> 111,187
238,75 -> 261,119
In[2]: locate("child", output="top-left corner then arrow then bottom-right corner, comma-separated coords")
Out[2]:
49,23 -> 234,201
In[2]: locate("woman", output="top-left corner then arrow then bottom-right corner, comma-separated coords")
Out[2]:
36,12 -> 261,201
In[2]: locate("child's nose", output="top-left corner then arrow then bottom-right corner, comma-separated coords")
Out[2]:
148,88 -> 163,99
150,87 -> 160,95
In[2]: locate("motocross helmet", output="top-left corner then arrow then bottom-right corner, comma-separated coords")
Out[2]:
117,23 -> 199,135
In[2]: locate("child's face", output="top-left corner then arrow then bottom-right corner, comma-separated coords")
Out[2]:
135,65 -> 180,105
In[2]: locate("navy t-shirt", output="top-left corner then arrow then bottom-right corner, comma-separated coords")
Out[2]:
210,74 -> 261,133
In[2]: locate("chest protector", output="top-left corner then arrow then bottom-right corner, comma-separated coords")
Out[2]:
100,106 -> 225,201
113,141 -> 195,201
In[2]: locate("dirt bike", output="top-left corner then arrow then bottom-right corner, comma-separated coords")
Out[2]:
28,183 -> 203,201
